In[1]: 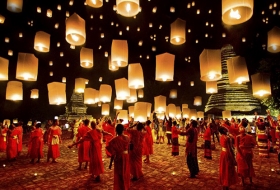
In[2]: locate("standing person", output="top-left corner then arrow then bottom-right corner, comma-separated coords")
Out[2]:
15,121 -> 23,156
204,120 -> 212,159
219,126 -> 238,190
142,120 -> 153,163
6,124 -> 18,161
29,123 -> 44,164
0,122 -> 8,152
171,121 -> 180,156
104,114 -> 118,157
212,118 -> 220,143
106,124 -> 130,190
44,120 -> 52,144
164,114 -> 172,145
47,119 -> 62,163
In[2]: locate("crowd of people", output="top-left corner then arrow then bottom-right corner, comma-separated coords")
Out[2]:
0,110 -> 280,190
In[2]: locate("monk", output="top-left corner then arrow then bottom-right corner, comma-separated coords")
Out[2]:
15,121 -> 23,156
0,122 -> 8,152
142,120 -> 153,163
6,124 -> 18,161
29,123 -> 44,163
47,119 -> 62,163
204,119 -> 212,159
103,119 -> 116,157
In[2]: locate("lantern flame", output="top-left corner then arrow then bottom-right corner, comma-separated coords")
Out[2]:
175,37 -> 180,43
230,9 -> 241,19
71,34 -> 79,42
208,72 -> 216,80
126,3 -> 131,13
272,45 -> 277,51
92,0 -> 96,5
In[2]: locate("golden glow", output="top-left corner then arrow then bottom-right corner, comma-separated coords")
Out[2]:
175,37 -> 180,42
208,72 -> 216,80
71,34 -> 79,42
229,9 -> 241,19
126,3 -> 131,12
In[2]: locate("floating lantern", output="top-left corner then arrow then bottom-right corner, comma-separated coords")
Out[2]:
80,47 -> 93,68
182,104 -> 188,109
128,63 -> 144,89
116,0 -> 140,17
251,73 -> 271,98
194,96 -> 202,106
75,78 -> 86,93
99,77 -> 102,82
65,13 -> 86,46
167,104 -> 176,118
189,109 -> 197,120
0,15 -> 5,24
49,71 -> 53,76
182,108 -> 190,118
134,102 -> 148,122
170,7 -> 175,13
0,57 -> 9,80
111,40 -> 128,67
99,84 -> 112,103
84,88 -> 96,104
222,0 -> 253,25
7,0 -> 23,13
190,81 -> 194,86
62,77 -> 66,83
46,9 -> 52,17
16,53 -> 38,81
118,110 -> 128,121
155,53 -> 175,81
47,82 -> 66,105
199,49 -> 222,81
94,90 -> 99,103
4,38 -> 9,43
197,111 -> 204,119
115,78 -> 130,100
138,89 -> 144,98
127,89 -> 137,103
6,81 -> 23,101
108,56 -> 119,71
154,95 -> 166,113
222,110 -> 231,120
114,99 -> 123,110
170,18 -> 186,45
30,89 -> 39,99
206,81 -> 218,94
34,31 -> 50,52
178,81 -> 181,86
176,106 -> 181,118
37,7 -> 41,13
169,89 -> 177,99
227,56 -> 249,84
267,26 -> 280,53
128,106 -> 134,117
101,104 -> 110,115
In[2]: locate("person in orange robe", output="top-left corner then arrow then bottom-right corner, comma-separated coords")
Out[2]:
15,121 -> 23,156
104,119 -> 116,157
47,119 -> 62,163
0,123 -> 8,152
29,123 -> 44,163
6,124 -> 18,161
204,120 -> 212,159
106,124 -> 130,190
171,121 -> 180,156
142,120 -> 153,163
76,119 -> 91,170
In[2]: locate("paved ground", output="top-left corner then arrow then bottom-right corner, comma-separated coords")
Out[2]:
1,131 -> 280,190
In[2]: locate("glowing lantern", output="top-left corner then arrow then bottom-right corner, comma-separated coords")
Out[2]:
169,89 -> 177,99
7,0 -> 23,13
267,26 -> 280,53
128,63 -> 144,89
176,106 -> 181,118
84,88 -> 96,104
111,40 -> 128,67
16,53 -> 38,81
116,0 -> 140,17
134,102 -> 148,122
118,110 -> 128,122
127,89 -> 137,103
170,18 -> 186,45
30,89 -> 39,99
182,104 -> 188,110
114,99 -> 123,110
197,111 -> 204,119
138,89 -> 144,98
80,47 -> 93,68
199,49 -> 222,81
189,109 -> 197,120
6,81 -> 22,101
227,56 -> 249,84
222,0 -> 253,25
94,90 -> 99,103
99,77 -> 102,82
206,81 -> 218,94
13,119 -> 18,124
194,96 -> 202,106
46,9 -> 52,17
34,31 -> 50,52
222,110 -> 231,120
47,82 -> 66,105
251,73 -> 271,98
62,77 -> 66,83
0,15 -> 5,24
154,95 -> 166,113
182,108 -> 190,118
66,13 -> 86,46
86,0 -> 103,8
75,78 -> 86,93
147,103 -> 152,117
99,84 -> 112,103
101,104 -> 110,115
128,106 -> 134,117
167,104 -> 176,118
0,57 -> 9,80
108,56 -> 119,71
115,78 -> 130,100
155,52 -> 175,81
190,81 -> 194,86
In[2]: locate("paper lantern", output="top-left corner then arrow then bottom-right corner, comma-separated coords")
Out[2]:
13,119 -> 18,124
34,31 -> 50,52
80,47 -> 93,68
94,90 -> 100,103
222,110 -> 231,120
84,88 -> 96,104
170,18 -> 186,45
118,110 -> 128,121
189,109 -> 197,120
155,53 -> 175,81
182,108 -> 190,118
101,104 -> 110,115
194,96 -> 202,106
6,81 -> 23,101
108,56 -> 119,71
86,0 -> 103,8
169,89 -> 177,99
116,0 -> 140,17
16,53 -> 38,81
0,57 -> 9,80
199,49 -> 222,81
0,15 -> 5,24
182,104 -> 188,110
47,82 -> 66,105
111,40 -> 128,67
227,56 -> 249,84
30,89 -> 39,99
75,78 -> 86,93
128,106 -> 134,117
115,78 -> 130,100
134,102 -> 148,122
128,63 -> 144,89
127,89 -> 137,103
176,106 -> 181,119
154,95 -> 166,113
65,13 -> 86,46
114,99 -> 123,110
190,81 -> 194,86
99,84 -> 112,103
99,77 -> 102,82
251,73 -> 271,97
167,104 -> 176,118
46,9 -> 52,17
267,26 -> 280,53
206,81 -> 218,94
7,0 -> 23,13
3,119 -> 11,126
138,89 -> 144,98
147,103 -> 152,117
222,0 -> 253,25
197,111 -> 204,119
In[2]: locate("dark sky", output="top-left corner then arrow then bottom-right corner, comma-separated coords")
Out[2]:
0,0 -> 279,122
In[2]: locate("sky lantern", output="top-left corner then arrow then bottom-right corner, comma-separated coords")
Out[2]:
189,109 -> 197,120
108,56 -> 119,71
0,57 -> 8,80
7,0 -> 23,13
93,89 -> 99,103
75,78 -> 86,93
47,82 -> 66,105
267,26 -> 280,53
84,88 -> 96,104
99,84 -> 112,103
206,81 -> 218,94
190,81 -> 194,86
6,81 -> 22,101
118,110 -> 128,122
251,73 -> 271,98
199,49 -> 222,81
154,95 -> 166,113
222,0 -> 253,25
222,110 -> 231,120
101,103 -> 110,115
30,89 -> 39,99
128,106 -> 134,118
182,104 -> 188,110
86,0 -> 103,8
80,47 -> 93,68
134,102 -> 148,122
114,98 -> 123,110
127,89 -> 137,103
167,104 -> 176,118
115,78 -> 130,100
62,77 -> 66,83
169,89 -> 177,99
65,13 -> 86,46
176,106 -> 181,119
147,103 -> 152,117
116,0 -> 140,17
182,108 -> 190,118
46,9 -> 52,17
34,31 -> 50,52
16,53 -> 38,81
128,63 -> 144,89
0,15 -> 5,23
197,111 -> 204,119
170,18 -> 186,45
111,40 -> 128,67
138,89 -> 144,98
155,52 -> 175,81
227,56 -> 249,84
194,96 -> 202,106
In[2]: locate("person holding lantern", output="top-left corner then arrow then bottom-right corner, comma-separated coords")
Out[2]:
47,119 -> 62,163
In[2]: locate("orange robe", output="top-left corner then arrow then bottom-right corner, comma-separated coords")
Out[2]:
15,126 -> 23,153
47,126 -> 62,159
29,128 -> 44,159
104,123 -> 115,157
76,125 -> 91,162
142,125 -> 153,155
0,127 -> 8,152
6,129 -> 18,159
